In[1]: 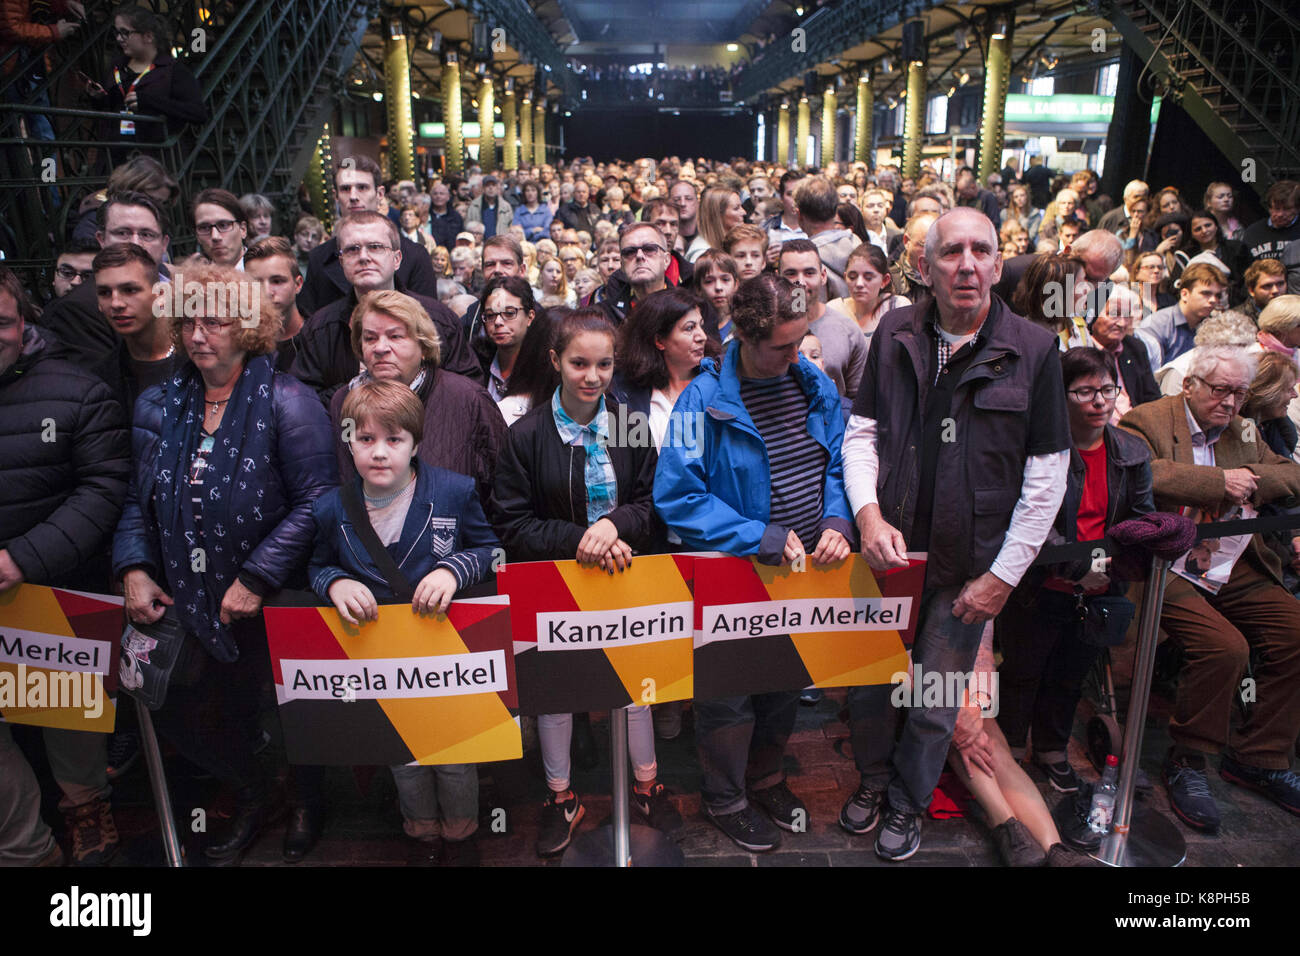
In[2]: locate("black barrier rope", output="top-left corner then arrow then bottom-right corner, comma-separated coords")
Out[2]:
1032,511 -> 1300,567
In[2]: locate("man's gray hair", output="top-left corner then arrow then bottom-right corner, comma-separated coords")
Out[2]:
1186,344 -> 1259,384
1071,230 -> 1124,274
1122,180 -> 1149,202
923,207 -> 998,264
1192,310 -> 1258,348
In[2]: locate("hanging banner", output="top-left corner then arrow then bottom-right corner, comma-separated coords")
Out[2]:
498,554 -> 695,715
692,554 -> 927,700
264,595 -> 520,766
0,585 -> 121,733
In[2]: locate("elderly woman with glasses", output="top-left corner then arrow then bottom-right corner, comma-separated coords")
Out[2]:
113,263 -> 337,864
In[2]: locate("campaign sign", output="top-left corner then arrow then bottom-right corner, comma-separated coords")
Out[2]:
264,596 -> 520,766
0,585 -> 121,733
499,554 -> 695,715
693,554 -> 927,700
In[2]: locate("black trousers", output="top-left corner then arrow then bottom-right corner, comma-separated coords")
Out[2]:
996,588 -> 1102,758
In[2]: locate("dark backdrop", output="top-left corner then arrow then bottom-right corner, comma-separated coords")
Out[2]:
1146,99 -> 1265,225
560,109 -> 755,162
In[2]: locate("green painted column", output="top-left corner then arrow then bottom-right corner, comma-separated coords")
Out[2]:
901,60 -> 926,180
520,94 -> 533,168
776,101 -> 790,167
383,31 -> 415,181
306,126 -> 333,231
534,99 -> 546,165
977,31 -> 1013,186
477,76 -> 495,172
442,52 -> 464,177
502,80 -> 518,172
855,72 -> 872,163
796,95 -> 810,168
821,86 -> 836,167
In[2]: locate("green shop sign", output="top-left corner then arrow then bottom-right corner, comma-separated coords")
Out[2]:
1003,94 -> 1114,123
418,121 -> 506,138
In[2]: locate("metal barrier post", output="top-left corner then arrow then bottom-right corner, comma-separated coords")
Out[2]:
609,707 -> 632,867
135,700 -> 185,867
1095,556 -> 1185,867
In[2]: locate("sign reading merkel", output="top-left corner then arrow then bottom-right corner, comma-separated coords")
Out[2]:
0,585 -> 121,733
264,596 -> 520,766
693,554 -> 927,699
499,554 -> 695,715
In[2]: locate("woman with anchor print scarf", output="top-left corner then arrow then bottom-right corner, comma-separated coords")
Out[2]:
112,263 -> 337,864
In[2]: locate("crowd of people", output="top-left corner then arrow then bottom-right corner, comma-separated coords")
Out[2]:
578,63 -> 744,105
4,10 -> 1300,871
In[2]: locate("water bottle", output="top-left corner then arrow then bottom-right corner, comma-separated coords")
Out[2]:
1087,754 -> 1120,834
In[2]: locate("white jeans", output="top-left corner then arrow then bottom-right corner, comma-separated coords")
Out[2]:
540,706 -> 657,793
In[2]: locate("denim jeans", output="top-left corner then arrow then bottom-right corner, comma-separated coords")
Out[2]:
694,690 -> 799,814
390,762 -> 479,841
846,585 -> 985,814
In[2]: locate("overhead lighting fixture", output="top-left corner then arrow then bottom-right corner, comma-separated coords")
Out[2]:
958,71 -> 970,85
412,90 -> 420,98
475,61 -> 487,75
372,91 -> 384,102
795,5 -> 805,16
564,110 -> 572,117
946,84 -> 956,97
954,27 -> 968,51
426,31 -> 441,52
885,95 -> 897,108
726,42 -> 739,52
991,15 -> 1009,40
388,19 -> 405,40
880,56 -> 892,74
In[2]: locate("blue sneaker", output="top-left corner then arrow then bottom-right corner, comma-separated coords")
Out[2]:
874,806 -> 922,861
1163,760 -> 1220,833
1220,755 -> 1300,817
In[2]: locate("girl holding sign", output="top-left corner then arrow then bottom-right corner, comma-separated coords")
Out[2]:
490,308 -> 680,857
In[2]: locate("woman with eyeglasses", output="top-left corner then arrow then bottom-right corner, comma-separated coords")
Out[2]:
86,5 -> 207,161
192,188 -> 248,270
994,347 -> 1154,806
1128,250 -> 1178,316
112,264 -> 337,864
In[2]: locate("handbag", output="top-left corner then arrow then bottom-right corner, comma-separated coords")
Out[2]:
1077,594 -> 1137,648
118,606 -> 206,711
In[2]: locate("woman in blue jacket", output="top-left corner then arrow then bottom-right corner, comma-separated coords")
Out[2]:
514,180 -> 554,243
113,264 -> 337,864
654,273 -> 854,853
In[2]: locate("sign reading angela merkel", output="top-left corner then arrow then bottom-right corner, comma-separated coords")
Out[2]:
264,595 -> 520,766
693,554 -> 927,699
0,585 -> 121,733
498,554 -> 695,715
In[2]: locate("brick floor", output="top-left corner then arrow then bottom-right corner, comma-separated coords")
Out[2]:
61,686 -> 1300,868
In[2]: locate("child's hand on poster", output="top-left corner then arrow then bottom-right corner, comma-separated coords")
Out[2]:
413,568 -> 458,615
329,578 -> 378,626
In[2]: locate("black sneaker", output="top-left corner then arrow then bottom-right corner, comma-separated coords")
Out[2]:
706,804 -> 780,852
1163,760 -> 1220,832
105,731 -> 140,782
536,791 -> 585,857
874,806 -> 922,861
748,780 -> 807,832
631,782 -> 683,834
839,781 -> 885,835
991,817 -> 1046,867
1035,757 -> 1081,794
1220,755 -> 1300,816
1047,842 -> 1103,867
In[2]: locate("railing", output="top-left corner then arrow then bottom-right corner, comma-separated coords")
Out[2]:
0,0 -> 375,296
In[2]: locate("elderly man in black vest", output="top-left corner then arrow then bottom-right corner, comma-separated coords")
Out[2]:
840,208 -> 1072,861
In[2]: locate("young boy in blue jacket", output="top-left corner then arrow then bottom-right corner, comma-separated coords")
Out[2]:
309,380 -> 500,865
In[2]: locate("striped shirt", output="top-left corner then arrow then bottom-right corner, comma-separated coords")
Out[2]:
740,371 -> 827,550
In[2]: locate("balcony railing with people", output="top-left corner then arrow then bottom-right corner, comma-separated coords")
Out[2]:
0,0 -> 374,297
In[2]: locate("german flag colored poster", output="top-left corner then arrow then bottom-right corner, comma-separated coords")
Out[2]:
693,554 -> 927,700
499,554 -> 695,715
0,585 -> 121,733
264,596 -> 520,766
